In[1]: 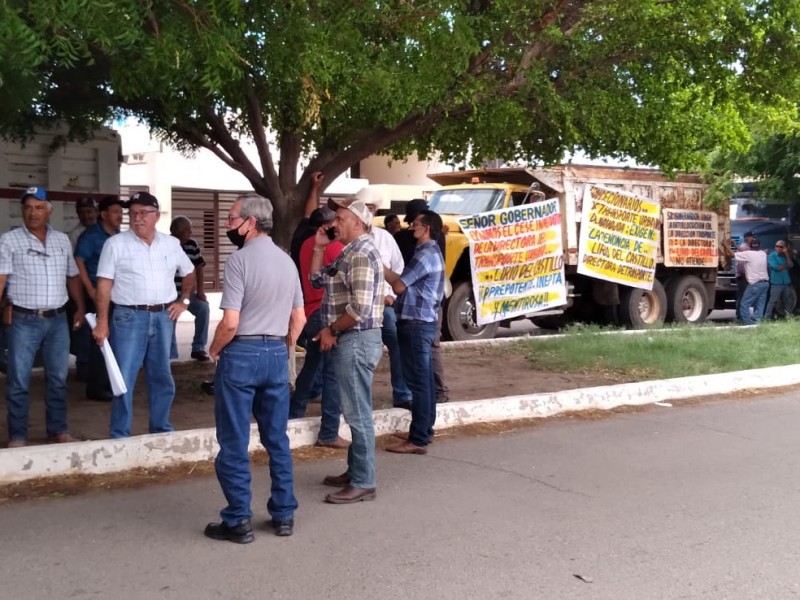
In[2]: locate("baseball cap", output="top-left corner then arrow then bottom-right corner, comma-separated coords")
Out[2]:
20,186 -> 47,202
309,206 -> 336,228
76,196 -> 98,209
743,231 -> 755,238
98,196 -> 124,212
125,191 -> 159,210
404,198 -> 428,223
328,197 -> 372,227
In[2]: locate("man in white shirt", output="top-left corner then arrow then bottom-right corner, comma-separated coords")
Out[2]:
732,239 -> 769,325
92,192 -> 195,438
358,191 -> 413,408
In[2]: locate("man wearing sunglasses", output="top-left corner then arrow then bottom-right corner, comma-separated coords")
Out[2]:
765,240 -> 795,319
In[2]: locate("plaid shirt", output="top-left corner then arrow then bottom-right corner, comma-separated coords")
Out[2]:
310,234 -> 384,331
0,225 -> 78,310
395,240 -> 445,322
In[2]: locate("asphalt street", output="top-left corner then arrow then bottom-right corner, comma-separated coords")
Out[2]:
1,387 -> 798,599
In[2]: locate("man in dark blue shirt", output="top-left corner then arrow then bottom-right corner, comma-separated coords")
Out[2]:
75,196 -> 123,401
384,210 -> 445,454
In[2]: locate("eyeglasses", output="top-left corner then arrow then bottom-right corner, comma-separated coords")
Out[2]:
225,213 -> 244,225
130,209 -> 159,219
409,221 -> 429,229
27,248 -> 50,258
776,245 -> 786,249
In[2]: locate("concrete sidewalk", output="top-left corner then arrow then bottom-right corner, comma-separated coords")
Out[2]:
1,352 -> 799,484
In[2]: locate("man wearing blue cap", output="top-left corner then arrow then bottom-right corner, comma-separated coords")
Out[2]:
0,187 -> 85,448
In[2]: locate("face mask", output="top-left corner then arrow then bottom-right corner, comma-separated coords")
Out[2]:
226,223 -> 247,249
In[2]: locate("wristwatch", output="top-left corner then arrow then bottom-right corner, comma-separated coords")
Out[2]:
181,297 -> 190,306
329,326 -> 341,337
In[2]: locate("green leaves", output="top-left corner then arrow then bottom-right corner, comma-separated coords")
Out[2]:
2,0 -> 800,235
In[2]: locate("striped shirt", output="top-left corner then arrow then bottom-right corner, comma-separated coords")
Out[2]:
311,234 -> 384,331
0,225 -> 78,310
97,230 -> 194,305
395,240 -> 445,322
175,238 -> 205,294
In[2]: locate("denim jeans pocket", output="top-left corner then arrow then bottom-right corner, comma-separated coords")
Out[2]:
112,306 -> 135,324
221,349 -> 261,387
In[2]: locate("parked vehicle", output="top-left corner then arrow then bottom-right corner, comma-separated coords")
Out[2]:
427,165 -> 728,340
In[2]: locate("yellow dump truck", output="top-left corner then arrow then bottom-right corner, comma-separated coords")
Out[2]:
428,165 -> 728,341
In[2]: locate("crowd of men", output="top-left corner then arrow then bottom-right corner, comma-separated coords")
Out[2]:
725,231 -> 795,324
0,179 -> 449,543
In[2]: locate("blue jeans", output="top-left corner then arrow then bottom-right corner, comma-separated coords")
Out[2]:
289,310 -> 341,443
214,338 -> 297,525
329,328 -> 382,488
740,280 -> 769,325
397,320 -> 438,446
765,283 -> 793,319
382,306 -> 412,405
6,311 -> 70,440
110,306 -> 176,438
170,292 -> 210,358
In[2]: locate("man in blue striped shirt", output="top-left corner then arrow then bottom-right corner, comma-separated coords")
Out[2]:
384,210 -> 445,455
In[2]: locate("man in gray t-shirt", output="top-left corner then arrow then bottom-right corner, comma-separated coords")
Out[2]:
204,194 -> 306,544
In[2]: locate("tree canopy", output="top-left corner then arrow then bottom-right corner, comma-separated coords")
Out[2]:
2,0 -> 800,242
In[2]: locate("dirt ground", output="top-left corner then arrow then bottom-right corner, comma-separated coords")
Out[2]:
0,344 -> 629,446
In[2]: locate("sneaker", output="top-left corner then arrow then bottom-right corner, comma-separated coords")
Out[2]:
191,351 -> 211,362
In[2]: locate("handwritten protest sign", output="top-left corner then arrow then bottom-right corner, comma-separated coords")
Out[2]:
458,199 -> 567,325
577,185 -> 660,290
662,208 -> 718,268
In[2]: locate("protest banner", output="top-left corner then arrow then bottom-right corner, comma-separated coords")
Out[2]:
662,208 -> 719,268
577,185 -> 660,289
458,199 -> 567,325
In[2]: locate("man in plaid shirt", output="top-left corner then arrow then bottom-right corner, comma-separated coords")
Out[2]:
309,197 -> 384,505
384,210 -> 445,455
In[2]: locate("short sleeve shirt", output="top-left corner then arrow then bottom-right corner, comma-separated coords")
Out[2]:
175,238 -> 205,294
0,225 -> 78,310
75,222 -> 114,283
768,252 -> 791,285
97,230 -> 194,305
220,235 -> 303,336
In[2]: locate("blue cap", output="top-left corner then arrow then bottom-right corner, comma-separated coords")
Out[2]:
20,186 -> 47,202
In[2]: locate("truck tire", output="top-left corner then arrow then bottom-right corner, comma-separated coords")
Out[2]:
619,281 -> 667,328
530,315 -> 568,331
665,275 -> 709,324
443,281 -> 499,341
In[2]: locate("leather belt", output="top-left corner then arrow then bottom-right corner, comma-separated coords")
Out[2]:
116,303 -> 169,312
13,305 -> 67,318
233,335 -> 285,341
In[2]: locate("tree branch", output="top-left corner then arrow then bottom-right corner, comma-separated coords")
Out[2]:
243,77 -> 279,194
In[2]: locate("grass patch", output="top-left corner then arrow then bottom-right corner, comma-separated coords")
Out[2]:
503,320 -> 800,380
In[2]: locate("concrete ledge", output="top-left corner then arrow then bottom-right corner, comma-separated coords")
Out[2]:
1,363 -> 798,484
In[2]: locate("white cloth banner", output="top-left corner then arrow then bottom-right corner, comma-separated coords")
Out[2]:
84,313 -> 127,396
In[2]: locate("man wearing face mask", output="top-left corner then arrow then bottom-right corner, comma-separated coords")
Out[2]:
204,194 -> 305,543
92,192 -> 195,439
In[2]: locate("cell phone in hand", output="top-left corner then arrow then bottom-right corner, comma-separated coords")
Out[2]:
325,227 -> 337,241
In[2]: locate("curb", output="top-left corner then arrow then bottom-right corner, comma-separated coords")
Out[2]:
1,363 -> 798,485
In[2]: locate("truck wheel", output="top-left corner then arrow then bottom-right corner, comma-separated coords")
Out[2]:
666,275 -> 709,324
619,280 -> 667,328
530,315 -> 568,331
443,281 -> 499,341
